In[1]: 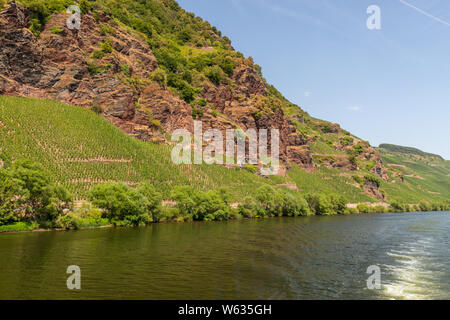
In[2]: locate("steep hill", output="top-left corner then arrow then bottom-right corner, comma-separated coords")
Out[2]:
0,1 -> 448,206
377,144 -> 450,203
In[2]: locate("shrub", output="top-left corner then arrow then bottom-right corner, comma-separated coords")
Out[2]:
50,26 -> 63,34
372,205 -> 387,213
150,68 -> 168,87
364,175 -> 381,188
29,18 -> 42,37
328,194 -> 348,215
0,159 -> 72,225
100,39 -> 113,54
121,64 -> 131,77
181,84 -> 197,103
92,50 -> 105,59
88,183 -> 150,226
87,62 -> 101,76
344,207 -> 358,215
357,203 -> 371,214
205,65 -> 223,85
137,183 -> 162,222
79,0 -> 92,14
238,196 -> 257,218
99,24 -> 116,36
170,186 -> 231,221
56,203 -> 108,230
305,193 -> 333,216
197,98 -> 207,107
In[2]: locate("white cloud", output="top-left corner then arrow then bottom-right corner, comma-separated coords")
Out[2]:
304,91 -> 312,97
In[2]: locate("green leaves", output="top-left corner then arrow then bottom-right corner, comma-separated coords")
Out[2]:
0,159 -> 73,225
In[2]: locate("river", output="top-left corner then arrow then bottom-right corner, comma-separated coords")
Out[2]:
0,211 -> 449,299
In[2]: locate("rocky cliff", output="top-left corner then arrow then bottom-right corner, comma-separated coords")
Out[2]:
0,1 -> 388,186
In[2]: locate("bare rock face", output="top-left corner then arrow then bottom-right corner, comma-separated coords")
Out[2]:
0,3 -> 162,140
138,83 -> 193,133
363,180 -> 386,201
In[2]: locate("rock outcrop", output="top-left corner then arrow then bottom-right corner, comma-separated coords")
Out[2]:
0,2 -> 313,169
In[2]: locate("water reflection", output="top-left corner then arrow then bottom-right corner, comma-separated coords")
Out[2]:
0,211 -> 449,299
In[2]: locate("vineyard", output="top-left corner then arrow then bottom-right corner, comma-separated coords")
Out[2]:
1,96 -> 449,204
0,96 -> 285,200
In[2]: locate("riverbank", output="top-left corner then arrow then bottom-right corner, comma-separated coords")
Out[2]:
1,206 -> 448,234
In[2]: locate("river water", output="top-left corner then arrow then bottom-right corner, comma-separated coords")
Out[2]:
0,211 -> 449,300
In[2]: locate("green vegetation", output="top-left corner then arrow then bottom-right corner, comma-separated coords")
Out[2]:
379,143 -> 444,160
377,146 -> 450,203
50,26 -> 63,34
0,159 -> 72,228
0,96 -> 284,200
1,0 -> 448,231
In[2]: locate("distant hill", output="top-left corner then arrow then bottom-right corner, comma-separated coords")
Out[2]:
379,144 -> 444,161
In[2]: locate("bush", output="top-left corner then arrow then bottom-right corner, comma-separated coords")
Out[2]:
170,186 -> 231,221
79,0 -> 92,14
205,65 -> 223,85
254,186 -> 309,217
372,205 -> 387,213
50,26 -> 63,34
0,159 -> 72,225
56,203 -> 108,230
0,222 -> 39,233
100,39 -> 113,54
92,50 -> 105,59
88,183 -> 151,226
357,203 -> 371,214
87,62 -> 101,76
121,64 -> 131,77
137,183 -> 162,222
306,193 -> 333,216
150,68 -> 168,88
238,196 -> 257,218
29,18 -> 42,37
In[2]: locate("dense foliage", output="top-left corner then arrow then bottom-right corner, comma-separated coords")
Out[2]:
0,159 -> 72,226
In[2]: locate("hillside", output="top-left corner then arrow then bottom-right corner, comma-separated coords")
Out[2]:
377,144 -> 450,203
0,1 -> 448,207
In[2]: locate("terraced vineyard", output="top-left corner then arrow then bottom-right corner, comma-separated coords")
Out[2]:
377,146 -> 450,203
0,96 -> 284,200
1,96 -> 448,204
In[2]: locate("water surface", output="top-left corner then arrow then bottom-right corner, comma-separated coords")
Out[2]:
0,211 -> 449,299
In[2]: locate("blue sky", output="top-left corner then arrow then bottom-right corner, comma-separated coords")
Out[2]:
177,0 -> 450,159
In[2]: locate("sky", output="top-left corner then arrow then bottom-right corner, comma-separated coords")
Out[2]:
177,0 -> 450,159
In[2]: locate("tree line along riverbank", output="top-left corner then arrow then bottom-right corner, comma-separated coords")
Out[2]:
1,159 -> 449,233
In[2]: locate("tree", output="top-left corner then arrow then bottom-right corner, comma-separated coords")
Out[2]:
137,183 -> 162,222
89,183 -> 149,226
170,186 -> 231,221
0,159 -> 72,225
0,169 -> 21,225
306,193 -> 333,216
329,194 -> 348,215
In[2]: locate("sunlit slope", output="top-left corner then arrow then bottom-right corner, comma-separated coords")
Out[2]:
378,146 -> 450,203
0,96 -> 279,199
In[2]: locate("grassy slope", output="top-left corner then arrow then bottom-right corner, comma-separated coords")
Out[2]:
1,97 -> 448,205
377,147 -> 450,203
0,96 -> 288,200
